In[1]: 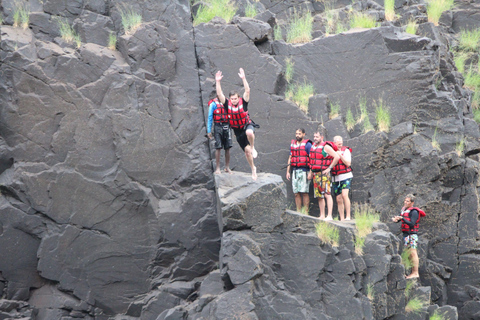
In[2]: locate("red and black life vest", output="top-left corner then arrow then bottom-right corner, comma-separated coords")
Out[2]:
401,207 -> 426,234
290,139 -> 311,168
309,141 -> 338,171
331,146 -> 352,176
210,98 -> 228,123
227,98 -> 251,129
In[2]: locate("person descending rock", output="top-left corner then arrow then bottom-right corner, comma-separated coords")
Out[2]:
286,128 -> 312,213
308,130 -> 339,220
331,136 -> 353,221
207,96 -> 233,174
215,68 -> 259,180
392,194 -> 426,279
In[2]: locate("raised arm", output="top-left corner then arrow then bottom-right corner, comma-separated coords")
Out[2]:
238,68 -> 250,102
215,71 -> 226,104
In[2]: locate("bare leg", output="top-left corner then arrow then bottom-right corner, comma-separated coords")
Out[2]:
342,189 -> 351,220
337,194 -> 344,221
406,248 -> 420,279
214,149 -> 221,174
294,193 -> 302,212
246,129 -> 257,158
302,193 -> 310,214
318,198 -> 326,219
224,148 -> 232,174
245,145 -> 257,180
325,194 -> 333,220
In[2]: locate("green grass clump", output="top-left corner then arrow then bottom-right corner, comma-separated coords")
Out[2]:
429,310 -> 446,320
329,102 -> 340,119
432,127 -> 441,151
286,10 -> 313,43
405,19 -> 418,35
458,28 -> 480,52
472,90 -> 480,109
245,2 -> 257,18
286,80 -> 315,113
194,0 -> 236,25
404,278 -> 417,298
405,296 -> 426,314
57,18 -> 81,48
119,5 -> 142,34
108,33 -> 117,50
350,12 -> 378,29
355,236 -> 365,255
384,0 -> 395,21
336,22 -> 347,34
453,52 -> 467,74
285,57 -> 294,83
298,206 -> 309,215
427,0 -> 455,26
456,138 -> 465,156
353,203 -> 379,255
401,248 -> 413,271
315,221 -> 340,246
274,25 -> 283,40
357,97 -> 374,133
366,283 -> 374,301
474,108 -> 480,123
464,64 -> 480,89
13,1 -> 29,30
374,98 -> 391,132
346,108 -> 355,131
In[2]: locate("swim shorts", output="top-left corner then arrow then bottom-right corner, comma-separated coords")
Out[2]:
403,234 -> 418,249
292,169 -> 310,193
332,178 -> 352,196
313,172 -> 331,199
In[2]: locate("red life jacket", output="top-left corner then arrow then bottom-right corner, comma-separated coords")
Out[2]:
309,141 -> 338,171
227,98 -> 251,129
210,98 -> 228,123
290,139 -> 311,168
331,146 -> 352,176
401,207 -> 426,234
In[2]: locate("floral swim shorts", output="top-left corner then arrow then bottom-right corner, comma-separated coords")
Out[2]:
313,172 -> 331,199
403,234 -> 418,249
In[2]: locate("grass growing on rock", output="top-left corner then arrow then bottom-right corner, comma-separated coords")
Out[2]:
285,57 -> 294,83
405,296 -> 426,314
245,2 -> 257,18
353,203 -> 379,255
426,0 -> 455,26
429,311 -> 446,320
431,127 -> 441,151
286,80 -> 315,113
401,248 -> 413,271
286,10 -> 313,43
108,33 -> 117,50
193,0 -> 236,25
474,109 -> 480,124
357,97 -> 374,133
329,102 -> 340,119
405,19 -> 418,35
464,64 -> 480,89
366,283 -> 375,301
315,221 -> 339,247
374,98 -> 391,132
119,5 -> 142,34
453,52 -> 467,74
456,138 -> 465,156
274,25 -> 283,41
346,108 -> 355,131
13,0 -> 29,30
458,28 -> 480,52
350,12 -> 378,29
57,18 -> 81,48
404,277 -> 417,298
384,0 -> 395,21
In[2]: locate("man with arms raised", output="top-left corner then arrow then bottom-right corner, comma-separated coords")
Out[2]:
308,130 -> 339,220
216,68 -> 258,180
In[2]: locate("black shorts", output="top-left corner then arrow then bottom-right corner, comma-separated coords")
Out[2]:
234,124 -> 255,151
214,122 -> 233,150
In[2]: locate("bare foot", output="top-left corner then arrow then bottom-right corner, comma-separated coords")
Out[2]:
406,274 -> 419,279
224,168 -> 233,174
252,148 -> 258,159
325,216 -> 333,221
319,216 -> 325,220
214,169 -> 221,175
345,218 -> 351,221
252,166 -> 257,181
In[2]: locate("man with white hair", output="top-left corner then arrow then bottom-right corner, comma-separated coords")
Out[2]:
331,136 -> 353,221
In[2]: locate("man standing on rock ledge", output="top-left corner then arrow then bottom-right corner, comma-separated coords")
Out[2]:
215,68 -> 259,180
392,194 -> 426,279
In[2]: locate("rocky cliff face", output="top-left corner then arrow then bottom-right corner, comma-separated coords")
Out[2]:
1,0 -> 480,319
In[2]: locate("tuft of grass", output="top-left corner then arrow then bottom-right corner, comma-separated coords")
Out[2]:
456,138 -> 465,156
274,25 -> 283,41
315,221 -> 340,247
298,206 -> 309,215
357,97 -> 374,133
401,248 -> 413,271
405,19 -> 418,35
350,12 -> 378,29
374,98 -> 391,132
353,203 -> 379,255
405,296 -> 426,314
355,236 -> 365,255
429,310 -> 446,320
329,101 -> 340,119
346,108 -> 355,131
426,0 -> 455,26
458,28 -> 480,52
471,90 -> 480,109
13,1 -> 29,30
384,0 -> 395,21
336,22 -> 347,34
108,33 -> 117,50
245,2 -> 257,18
285,57 -> 294,83
324,3 -> 338,36
432,127 -> 441,151
405,277 -> 417,298
453,52 -> 467,74
474,109 -> 480,124
119,5 -> 142,34
57,18 -> 81,48
463,64 -> 480,90
286,80 -> 315,113
366,283 -> 374,301
286,9 -> 313,44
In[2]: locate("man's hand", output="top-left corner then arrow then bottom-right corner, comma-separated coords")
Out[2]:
238,68 -> 245,79
215,71 -> 223,81
207,133 -> 213,139
307,171 -> 312,180
286,171 -> 290,181
392,216 -> 402,222
322,167 -> 331,175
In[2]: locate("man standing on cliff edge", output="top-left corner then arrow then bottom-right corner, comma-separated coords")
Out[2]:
215,68 -> 258,180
